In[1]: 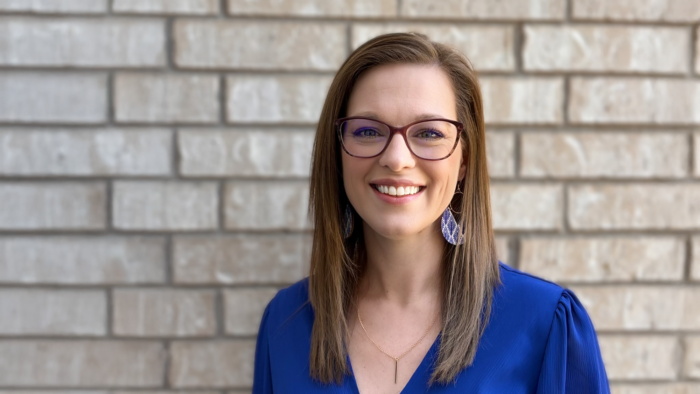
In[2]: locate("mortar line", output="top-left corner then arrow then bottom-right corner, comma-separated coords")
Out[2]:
163,339 -> 171,388
514,22 -> 524,74
166,17 -> 175,71
106,287 -> 113,337
688,132 -> 694,178
218,75 -> 226,126
165,235 -> 174,285
216,288 -> 226,337
686,236 -> 694,283
509,237 -> 520,270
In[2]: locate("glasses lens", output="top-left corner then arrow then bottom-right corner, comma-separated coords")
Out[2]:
407,120 -> 459,160
340,118 -> 389,157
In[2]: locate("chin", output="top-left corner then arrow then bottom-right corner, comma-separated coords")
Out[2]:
365,220 -> 426,240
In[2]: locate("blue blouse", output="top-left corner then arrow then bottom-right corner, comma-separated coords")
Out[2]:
253,263 -> 610,393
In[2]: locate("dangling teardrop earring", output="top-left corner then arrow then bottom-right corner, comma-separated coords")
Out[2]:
343,204 -> 354,239
442,183 -> 464,245
441,208 -> 464,245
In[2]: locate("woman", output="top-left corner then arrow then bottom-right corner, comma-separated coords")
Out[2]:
253,32 -> 609,393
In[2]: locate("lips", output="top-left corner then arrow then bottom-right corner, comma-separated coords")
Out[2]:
372,184 -> 422,196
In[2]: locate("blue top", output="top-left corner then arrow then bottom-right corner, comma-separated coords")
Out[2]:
253,263 -> 610,393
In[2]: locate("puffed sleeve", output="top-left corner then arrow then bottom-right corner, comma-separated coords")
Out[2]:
252,303 -> 273,394
536,289 -> 610,394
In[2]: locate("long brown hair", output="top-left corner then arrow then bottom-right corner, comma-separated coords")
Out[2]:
308,32 -> 500,385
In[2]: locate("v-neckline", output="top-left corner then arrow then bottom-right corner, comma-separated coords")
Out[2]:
347,332 -> 442,394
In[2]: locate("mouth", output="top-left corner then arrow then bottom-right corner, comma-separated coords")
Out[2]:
371,184 -> 425,197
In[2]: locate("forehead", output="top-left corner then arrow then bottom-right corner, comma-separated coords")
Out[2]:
346,63 -> 457,124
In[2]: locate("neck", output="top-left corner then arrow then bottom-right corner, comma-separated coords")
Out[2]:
358,220 -> 445,307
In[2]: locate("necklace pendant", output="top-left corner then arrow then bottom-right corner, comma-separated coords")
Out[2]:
394,358 -> 398,384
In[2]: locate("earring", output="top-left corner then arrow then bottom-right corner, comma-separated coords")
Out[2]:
343,204 -> 354,239
441,207 -> 464,245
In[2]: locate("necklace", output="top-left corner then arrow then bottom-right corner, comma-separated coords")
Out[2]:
357,307 -> 439,384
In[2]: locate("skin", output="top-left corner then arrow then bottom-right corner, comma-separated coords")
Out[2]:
342,63 -> 466,394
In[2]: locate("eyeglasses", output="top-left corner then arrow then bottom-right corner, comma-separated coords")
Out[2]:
336,116 -> 464,161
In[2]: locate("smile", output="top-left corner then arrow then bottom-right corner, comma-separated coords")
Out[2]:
371,184 -> 423,197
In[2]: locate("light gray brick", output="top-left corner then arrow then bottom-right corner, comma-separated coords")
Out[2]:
572,286 -> 700,331
0,237 -> 165,284
520,237 -> 685,282
490,184 -> 563,230
521,132 -> 688,178
0,289 -> 105,335
115,73 -> 219,124
569,78 -> 700,125
524,25 -> 689,74
0,0 -> 107,13
170,341 -> 255,387
224,181 -> 310,230
572,0 -> 700,22
175,20 -> 345,71
0,73 -> 106,123
0,340 -> 164,386
226,75 -> 332,124
113,181 -> 218,231
686,336 -> 700,379
173,235 -> 310,284
0,129 -> 171,176
0,183 -> 106,230
486,131 -> 514,178
569,184 -> 700,230
0,18 -> 165,67
224,288 -> 278,335
481,78 -> 563,125
611,384 -> 700,394
114,289 -> 216,337
401,0 -> 565,20
227,0 -> 396,17
352,24 -> 514,71
599,335 -> 680,380
693,237 -> 700,282
178,129 -> 313,178
113,0 -> 219,14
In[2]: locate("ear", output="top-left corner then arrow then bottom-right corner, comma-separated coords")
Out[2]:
458,156 -> 467,181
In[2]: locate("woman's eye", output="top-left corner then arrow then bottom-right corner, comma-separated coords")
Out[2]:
353,128 -> 380,137
416,129 -> 444,139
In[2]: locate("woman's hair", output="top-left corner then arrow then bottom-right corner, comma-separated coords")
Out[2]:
308,32 -> 501,385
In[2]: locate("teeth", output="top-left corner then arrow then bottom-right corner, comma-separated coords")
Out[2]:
375,185 -> 421,197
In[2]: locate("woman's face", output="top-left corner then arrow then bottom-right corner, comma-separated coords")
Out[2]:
342,63 -> 466,240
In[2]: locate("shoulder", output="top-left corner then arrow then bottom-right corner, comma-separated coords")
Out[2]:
497,261 -> 567,304
262,277 -> 313,337
491,262 -> 573,335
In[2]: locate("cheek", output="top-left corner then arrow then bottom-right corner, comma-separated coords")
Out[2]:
340,153 -> 368,199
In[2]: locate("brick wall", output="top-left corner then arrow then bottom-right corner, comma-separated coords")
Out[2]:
0,0 -> 698,392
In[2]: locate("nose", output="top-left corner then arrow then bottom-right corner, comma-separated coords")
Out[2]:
377,133 -> 416,172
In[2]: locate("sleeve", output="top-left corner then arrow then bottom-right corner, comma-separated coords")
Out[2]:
252,303 -> 273,394
536,289 -> 610,394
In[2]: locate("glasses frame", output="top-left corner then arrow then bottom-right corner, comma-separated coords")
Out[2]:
335,116 -> 465,161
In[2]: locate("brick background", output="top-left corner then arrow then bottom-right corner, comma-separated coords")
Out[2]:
0,0 -> 698,391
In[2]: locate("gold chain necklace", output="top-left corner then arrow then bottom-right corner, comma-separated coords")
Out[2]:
357,307 -> 439,384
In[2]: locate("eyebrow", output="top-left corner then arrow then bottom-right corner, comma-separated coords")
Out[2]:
351,112 -> 447,122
